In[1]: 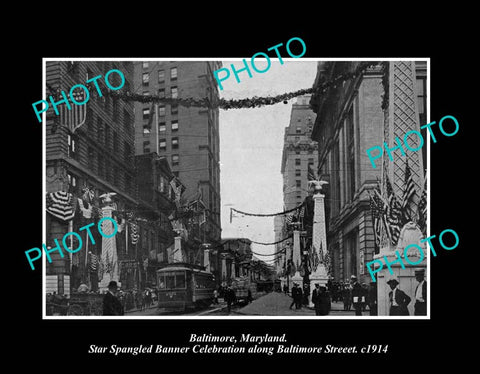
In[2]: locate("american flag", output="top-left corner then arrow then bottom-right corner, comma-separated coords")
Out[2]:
401,160 -> 416,223
308,163 -> 319,181
369,184 -> 388,253
59,89 -> 87,134
385,175 -> 402,246
88,253 -> 99,272
417,174 -> 428,234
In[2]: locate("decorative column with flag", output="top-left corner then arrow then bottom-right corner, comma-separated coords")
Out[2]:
308,179 -> 329,306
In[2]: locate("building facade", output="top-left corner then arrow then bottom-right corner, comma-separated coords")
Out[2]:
133,61 -> 222,248
44,61 -> 182,299
45,61 -> 138,295
309,61 -> 427,285
281,95 -> 318,211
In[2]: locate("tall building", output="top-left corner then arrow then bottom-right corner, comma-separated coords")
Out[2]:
44,61 -> 181,303
309,61 -> 427,285
45,61 -> 137,295
281,95 -> 318,211
133,61 -> 222,246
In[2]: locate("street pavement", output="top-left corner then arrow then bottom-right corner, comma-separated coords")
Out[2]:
124,292 -> 360,317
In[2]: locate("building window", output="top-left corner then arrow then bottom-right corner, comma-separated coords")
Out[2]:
98,155 -> 104,178
171,104 -> 178,115
104,126 -> 110,149
158,88 -> 165,98
125,174 -> 132,193
123,110 -> 131,131
67,172 -> 77,188
172,154 -> 179,166
143,124 -> 151,135
172,137 -> 179,149
124,142 -> 131,163
159,122 -> 166,132
113,167 -> 119,186
158,105 -> 166,117
296,180 -> 301,188
143,141 -> 150,154
296,127 -> 302,134
113,133 -> 119,153
295,150 -> 300,155
88,147 -> 95,170
67,134 -> 77,159
159,139 -> 166,150
308,158 -> 314,166
142,72 -> 149,86
158,70 -> 165,83
143,61 -> 149,69
143,91 -> 150,96
295,169 -> 301,177
171,86 -> 178,99
143,107 -> 150,120
112,98 -> 119,122
170,67 -> 177,80
295,158 -> 301,166
171,120 -> 178,131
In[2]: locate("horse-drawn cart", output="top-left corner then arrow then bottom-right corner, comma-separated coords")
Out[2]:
46,292 -> 103,316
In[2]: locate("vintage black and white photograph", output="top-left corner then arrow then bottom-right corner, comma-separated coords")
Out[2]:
42,58 -> 429,319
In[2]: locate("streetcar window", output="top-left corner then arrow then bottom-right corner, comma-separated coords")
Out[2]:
165,273 -> 175,289
157,275 -> 166,289
176,274 -> 186,289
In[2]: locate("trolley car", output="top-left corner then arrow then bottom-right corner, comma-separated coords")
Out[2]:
156,263 -> 216,311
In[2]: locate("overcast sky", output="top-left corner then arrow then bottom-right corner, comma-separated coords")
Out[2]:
218,59 -> 318,258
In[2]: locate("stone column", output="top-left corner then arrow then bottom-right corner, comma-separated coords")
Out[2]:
308,189 -> 329,306
98,205 -> 119,290
221,256 -> 227,286
203,247 -> 210,273
291,229 -> 303,287
173,236 -> 183,262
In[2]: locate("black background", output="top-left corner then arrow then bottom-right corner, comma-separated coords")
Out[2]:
13,14 -> 472,368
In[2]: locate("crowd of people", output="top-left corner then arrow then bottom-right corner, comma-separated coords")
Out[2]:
283,267 -> 427,317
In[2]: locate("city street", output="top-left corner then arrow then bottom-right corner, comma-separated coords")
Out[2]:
125,292 -> 357,317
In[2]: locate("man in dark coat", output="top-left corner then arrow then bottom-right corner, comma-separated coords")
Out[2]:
350,275 -> 364,316
414,268 -> 427,315
224,285 -> 236,314
289,283 -> 303,310
387,276 -> 411,316
103,281 -> 124,316
312,284 -> 330,315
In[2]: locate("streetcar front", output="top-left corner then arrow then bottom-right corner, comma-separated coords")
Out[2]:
156,267 -> 192,310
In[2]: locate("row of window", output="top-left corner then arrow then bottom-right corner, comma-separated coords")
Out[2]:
142,66 -> 177,85
294,158 -> 315,166
142,105 -> 178,119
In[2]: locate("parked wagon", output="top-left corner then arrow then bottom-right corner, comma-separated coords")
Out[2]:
46,292 -> 104,316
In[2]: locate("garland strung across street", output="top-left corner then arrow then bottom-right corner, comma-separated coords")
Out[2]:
93,61 -> 379,111
230,202 -> 304,219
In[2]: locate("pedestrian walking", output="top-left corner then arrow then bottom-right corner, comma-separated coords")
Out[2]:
387,276 -> 411,316
343,283 -> 352,311
312,283 -> 330,315
289,283 -> 302,310
102,281 -> 124,316
283,284 -> 288,295
213,288 -> 219,304
414,268 -> 427,315
224,285 -> 236,314
302,283 -> 310,307
350,275 -> 365,316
